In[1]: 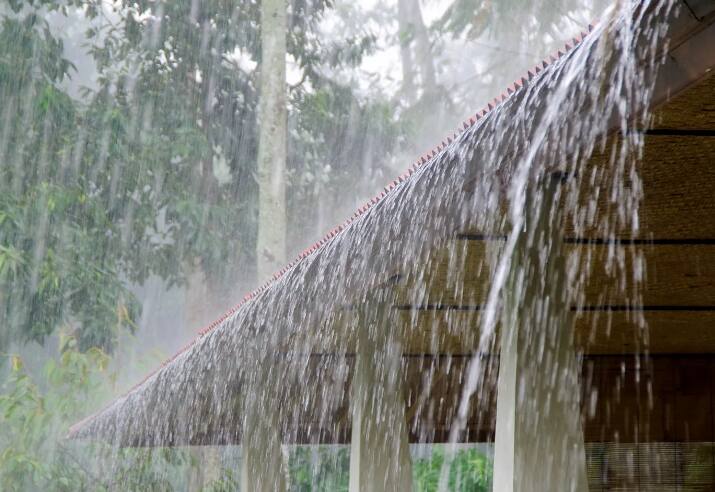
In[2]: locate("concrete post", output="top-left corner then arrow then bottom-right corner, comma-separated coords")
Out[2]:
493,175 -> 588,492
240,362 -> 289,492
349,296 -> 413,492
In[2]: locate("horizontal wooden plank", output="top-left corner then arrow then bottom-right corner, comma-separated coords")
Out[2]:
457,75 -> 715,240
558,134 -> 715,239
394,239 -> 491,307
580,243 -> 715,307
458,133 -> 715,240
651,71 -> 715,130
395,239 -> 715,309
576,310 -> 715,354
396,308 -> 715,355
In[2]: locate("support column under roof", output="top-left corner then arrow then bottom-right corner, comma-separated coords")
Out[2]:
240,363 -> 289,492
493,175 -> 588,492
349,297 -> 413,492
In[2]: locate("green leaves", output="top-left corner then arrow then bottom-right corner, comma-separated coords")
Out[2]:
0,338 -> 193,490
434,0 -> 492,39
0,0 -> 405,353
0,354 -> 52,491
0,245 -> 26,283
412,446 -> 492,491
288,446 -> 350,491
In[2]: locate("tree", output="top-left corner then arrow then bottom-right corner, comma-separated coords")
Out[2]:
0,0 -> 400,352
397,0 -> 436,101
256,0 -> 288,281
0,11 -> 141,352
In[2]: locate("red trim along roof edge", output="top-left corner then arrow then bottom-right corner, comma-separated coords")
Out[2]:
68,22 -> 597,438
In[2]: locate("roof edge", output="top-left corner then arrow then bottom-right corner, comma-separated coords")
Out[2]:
68,21 -> 597,439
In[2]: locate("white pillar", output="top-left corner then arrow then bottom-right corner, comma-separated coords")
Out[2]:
349,298 -> 413,492
240,363 -> 288,492
240,433 -> 287,492
494,175 -> 588,492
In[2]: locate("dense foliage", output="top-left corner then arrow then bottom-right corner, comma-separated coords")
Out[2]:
0,0 -> 399,352
0,335 -> 190,490
0,12 -> 141,351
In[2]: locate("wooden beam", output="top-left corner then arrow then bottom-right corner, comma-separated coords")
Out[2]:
396,241 -> 715,311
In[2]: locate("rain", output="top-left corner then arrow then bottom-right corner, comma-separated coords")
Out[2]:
2,0 -> 714,490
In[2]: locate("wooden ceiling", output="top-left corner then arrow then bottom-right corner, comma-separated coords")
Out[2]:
263,72 -> 715,446
390,72 -> 715,356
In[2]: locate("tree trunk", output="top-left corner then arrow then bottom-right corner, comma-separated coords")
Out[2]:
184,263 -> 225,489
397,0 -> 417,102
256,0 -> 287,282
409,0 -> 437,96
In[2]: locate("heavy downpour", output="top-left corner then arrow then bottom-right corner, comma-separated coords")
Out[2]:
1,0 -> 714,490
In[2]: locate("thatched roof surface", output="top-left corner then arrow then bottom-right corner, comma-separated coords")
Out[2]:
70,2 -> 715,446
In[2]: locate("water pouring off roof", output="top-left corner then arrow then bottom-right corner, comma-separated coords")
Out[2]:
66,1 -> 715,489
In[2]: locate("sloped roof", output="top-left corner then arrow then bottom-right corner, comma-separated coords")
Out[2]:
69,1 -> 715,446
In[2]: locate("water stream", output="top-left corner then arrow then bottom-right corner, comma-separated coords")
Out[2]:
59,0 -> 693,489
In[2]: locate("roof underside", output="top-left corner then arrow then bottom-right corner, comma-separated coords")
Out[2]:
71,1 -> 715,447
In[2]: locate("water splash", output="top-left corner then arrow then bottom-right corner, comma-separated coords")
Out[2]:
69,1 -> 683,489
